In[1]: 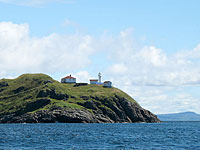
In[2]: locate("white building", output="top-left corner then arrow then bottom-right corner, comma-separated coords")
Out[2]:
90,79 -> 98,84
61,75 -> 76,83
89,72 -> 103,85
103,81 -> 112,88
98,72 -> 102,83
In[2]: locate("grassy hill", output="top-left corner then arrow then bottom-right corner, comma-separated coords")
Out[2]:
0,74 -> 160,123
0,74 -> 136,114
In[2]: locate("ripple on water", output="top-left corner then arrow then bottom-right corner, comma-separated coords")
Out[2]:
0,122 -> 200,149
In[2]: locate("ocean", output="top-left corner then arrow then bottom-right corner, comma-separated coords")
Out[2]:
0,122 -> 200,150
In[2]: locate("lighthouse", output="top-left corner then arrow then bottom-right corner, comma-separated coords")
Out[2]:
98,72 -> 102,83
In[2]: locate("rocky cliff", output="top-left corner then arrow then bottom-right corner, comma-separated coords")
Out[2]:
0,74 -> 160,123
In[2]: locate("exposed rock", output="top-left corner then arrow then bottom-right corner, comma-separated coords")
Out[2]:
78,100 -> 100,110
37,89 -> 69,100
0,81 -> 9,88
0,89 -> 4,93
0,73 -> 160,123
15,99 -> 51,116
13,86 -> 25,94
74,83 -> 88,87
80,96 -> 89,100
0,96 -> 160,123
44,80 -> 53,84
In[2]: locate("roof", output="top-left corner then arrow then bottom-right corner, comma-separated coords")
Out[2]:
90,79 -> 98,81
62,75 -> 76,79
104,81 -> 111,83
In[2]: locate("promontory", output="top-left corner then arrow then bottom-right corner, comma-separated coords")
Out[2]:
0,74 -> 160,123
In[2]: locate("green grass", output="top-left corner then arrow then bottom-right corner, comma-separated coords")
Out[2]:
0,73 -> 138,115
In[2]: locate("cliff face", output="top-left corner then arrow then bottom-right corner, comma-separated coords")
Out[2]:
0,74 -> 160,123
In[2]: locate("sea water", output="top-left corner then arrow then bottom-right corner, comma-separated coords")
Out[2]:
0,122 -> 200,150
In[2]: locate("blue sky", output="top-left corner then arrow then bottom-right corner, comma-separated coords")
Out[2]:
1,0 -> 200,52
0,0 -> 200,114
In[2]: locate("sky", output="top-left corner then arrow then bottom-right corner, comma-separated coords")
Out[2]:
0,0 -> 200,114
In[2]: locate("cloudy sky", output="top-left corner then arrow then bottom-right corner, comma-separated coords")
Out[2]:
0,0 -> 200,114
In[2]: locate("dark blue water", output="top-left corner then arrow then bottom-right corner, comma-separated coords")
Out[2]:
0,122 -> 200,150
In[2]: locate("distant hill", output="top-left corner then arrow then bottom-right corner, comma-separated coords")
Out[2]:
0,73 -> 160,123
157,112 -> 200,121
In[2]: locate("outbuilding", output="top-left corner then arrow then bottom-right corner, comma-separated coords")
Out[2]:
61,75 -> 76,83
103,81 -> 112,88
90,79 -> 98,84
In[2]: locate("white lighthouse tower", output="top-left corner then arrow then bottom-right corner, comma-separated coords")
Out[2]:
98,72 -> 102,83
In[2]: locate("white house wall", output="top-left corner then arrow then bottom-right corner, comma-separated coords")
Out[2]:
104,82 -> 112,87
61,78 -> 76,83
90,81 -> 98,84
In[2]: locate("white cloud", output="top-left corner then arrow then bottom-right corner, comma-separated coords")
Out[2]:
102,29 -> 200,87
0,22 -> 95,78
99,29 -> 200,114
1,21 -> 200,114
75,71 -> 91,83
117,85 -> 200,114
139,46 -> 167,67
108,64 -> 128,75
175,44 -> 200,59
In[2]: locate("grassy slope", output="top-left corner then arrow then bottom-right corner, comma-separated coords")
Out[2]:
0,74 -> 137,115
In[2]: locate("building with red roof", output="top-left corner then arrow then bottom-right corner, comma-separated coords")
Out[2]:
90,79 -> 98,84
61,75 -> 76,83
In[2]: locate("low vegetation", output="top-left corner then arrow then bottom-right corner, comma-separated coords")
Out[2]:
0,73 -> 137,115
